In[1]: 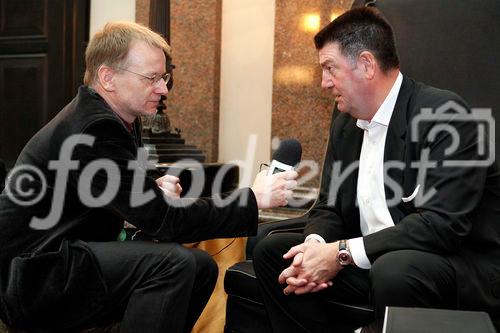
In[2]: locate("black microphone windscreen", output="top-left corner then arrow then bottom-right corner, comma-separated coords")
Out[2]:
272,139 -> 302,166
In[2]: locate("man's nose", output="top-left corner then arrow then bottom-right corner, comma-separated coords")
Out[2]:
321,77 -> 332,89
320,71 -> 333,89
155,84 -> 169,96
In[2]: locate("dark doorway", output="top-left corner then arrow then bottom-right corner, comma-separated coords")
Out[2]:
0,0 -> 90,168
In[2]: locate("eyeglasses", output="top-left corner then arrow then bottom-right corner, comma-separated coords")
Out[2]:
118,67 -> 171,87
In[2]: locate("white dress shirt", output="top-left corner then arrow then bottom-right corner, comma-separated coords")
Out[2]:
306,72 -> 403,269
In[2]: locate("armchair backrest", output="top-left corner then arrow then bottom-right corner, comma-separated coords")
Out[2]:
372,0 -> 500,158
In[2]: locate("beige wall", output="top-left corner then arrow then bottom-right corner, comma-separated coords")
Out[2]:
89,0 -> 136,37
219,0 -> 276,185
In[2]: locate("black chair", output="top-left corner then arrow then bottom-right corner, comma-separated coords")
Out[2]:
224,0 -> 500,331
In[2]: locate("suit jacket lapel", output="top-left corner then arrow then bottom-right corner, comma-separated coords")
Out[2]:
341,116 -> 364,209
384,76 -> 415,223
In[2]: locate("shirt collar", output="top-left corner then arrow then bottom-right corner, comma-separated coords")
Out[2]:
357,71 -> 403,130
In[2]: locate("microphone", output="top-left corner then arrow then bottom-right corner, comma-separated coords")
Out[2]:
267,139 -> 302,175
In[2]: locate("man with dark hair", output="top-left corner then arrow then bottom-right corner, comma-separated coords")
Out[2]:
254,7 -> 500,332
0,21 -> 297,332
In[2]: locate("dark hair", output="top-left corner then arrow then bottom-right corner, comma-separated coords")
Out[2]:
314,7 -> 399,72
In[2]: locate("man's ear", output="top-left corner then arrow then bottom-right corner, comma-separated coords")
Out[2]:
97,65 -> 116,91
357,51 -> 376,80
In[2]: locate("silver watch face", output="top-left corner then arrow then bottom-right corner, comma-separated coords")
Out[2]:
338,250 -> 351,266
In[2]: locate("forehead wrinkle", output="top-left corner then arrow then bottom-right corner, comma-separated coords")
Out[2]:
319,57 -> 336,69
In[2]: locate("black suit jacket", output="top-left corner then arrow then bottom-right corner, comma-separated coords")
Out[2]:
0,86 -> 258,329
304,76 -> 500,316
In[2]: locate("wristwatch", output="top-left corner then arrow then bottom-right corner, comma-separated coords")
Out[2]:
337,239 -> 353,266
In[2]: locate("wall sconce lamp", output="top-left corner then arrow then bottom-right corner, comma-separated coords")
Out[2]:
302,14 -> 320,32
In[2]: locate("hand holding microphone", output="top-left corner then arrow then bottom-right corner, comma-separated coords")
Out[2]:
251,170 -> 297,209
251,139 -> 301,209
267,138 -> 302,175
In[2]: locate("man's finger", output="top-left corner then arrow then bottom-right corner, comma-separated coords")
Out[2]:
160,188 -> 180,199
278,265 -> 298,284
158,174 -> 179,183
161,182 -> 176,191
294,282 -> 317,295
291,251 -> 303,267
283,284 -> 297,295
311,282 -> 331,293
279,170 -> 298,180
285,180 -> 298,190
285,276 -> 308,287
283,243 -> 305,259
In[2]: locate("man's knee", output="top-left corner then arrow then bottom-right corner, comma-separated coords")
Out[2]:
138,245 -> 218,287
191,248 -> 218,282
370,250 -> 455,312
147,244 -> 200,281
371,250 -> 426,294
253,234 -> 279,264
253,233 -> 302,265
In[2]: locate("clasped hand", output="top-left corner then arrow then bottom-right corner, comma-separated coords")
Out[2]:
278,240 -> 343,295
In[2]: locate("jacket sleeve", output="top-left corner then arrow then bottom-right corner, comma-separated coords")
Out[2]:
303,110 -> 353,242
70,119 -> 258,243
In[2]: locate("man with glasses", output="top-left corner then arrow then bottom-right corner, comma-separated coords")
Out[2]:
0,22 -> 296,332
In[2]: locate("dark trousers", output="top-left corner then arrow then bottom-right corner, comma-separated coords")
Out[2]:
85,241 -> 218,333
253,233 -> 458,333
